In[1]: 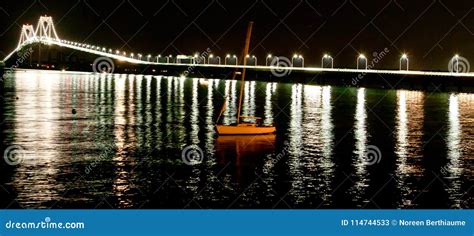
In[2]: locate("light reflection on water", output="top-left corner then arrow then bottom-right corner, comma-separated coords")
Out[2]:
0,71 -> 473,209
395,90 -> 425,208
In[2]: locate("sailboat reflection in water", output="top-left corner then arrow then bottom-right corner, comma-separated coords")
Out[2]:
216,134 -> 277,171
215,21 -> 276,135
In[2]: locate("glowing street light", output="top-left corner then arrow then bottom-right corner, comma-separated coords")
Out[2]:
147,54 -> 152,62
400,54 -> 409,71
137,54 -> 142,60
193,53 -> 205,64
266,54 -> 276,66
246,54 -> 257,66
156,54 -> 162,63
208,54 -> 220,65
208,54 -> 214,65
130,53 -> 134,59
292,54 -> 304,67
225,54 -> 237,65
453,54 -> 460,73
322,54 -> 333,68
357,54 -> 368,70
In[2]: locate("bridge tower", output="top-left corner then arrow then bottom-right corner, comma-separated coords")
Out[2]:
35,16 -> 60,42
18,24 -> 36,48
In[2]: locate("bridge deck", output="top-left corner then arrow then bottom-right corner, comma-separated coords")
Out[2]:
4,38 -> 474,79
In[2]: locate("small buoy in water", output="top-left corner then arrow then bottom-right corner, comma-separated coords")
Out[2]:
72,109 -> 77,114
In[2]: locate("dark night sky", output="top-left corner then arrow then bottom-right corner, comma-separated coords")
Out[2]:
1,0 -> 473,71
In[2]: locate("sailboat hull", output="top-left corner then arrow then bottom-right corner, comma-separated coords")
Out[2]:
216,124 -> 276,135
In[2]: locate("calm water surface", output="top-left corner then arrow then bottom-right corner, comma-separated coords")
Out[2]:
0,71 -> 473,209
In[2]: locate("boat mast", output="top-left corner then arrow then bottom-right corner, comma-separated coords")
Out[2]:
236,21 -> 254,123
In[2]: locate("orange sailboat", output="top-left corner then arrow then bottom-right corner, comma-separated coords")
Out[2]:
215,22 -> 276,135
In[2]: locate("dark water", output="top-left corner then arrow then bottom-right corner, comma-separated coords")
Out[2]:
0,71 -> 473,209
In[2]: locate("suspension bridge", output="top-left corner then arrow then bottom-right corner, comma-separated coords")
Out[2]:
2,16 -> 474,91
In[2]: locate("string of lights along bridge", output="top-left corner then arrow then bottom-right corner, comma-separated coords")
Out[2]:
4,15 -> 474,77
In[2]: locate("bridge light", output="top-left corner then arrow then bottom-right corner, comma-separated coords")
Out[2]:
194,53 -> 199,58
158,54 -> 161,58
292,54 -> 304,67
322,54 -> 333,68
209,54 -> 214,58
123,52 -> 126,56
225,54 -> 235,65
102,47 -> 106,51
246,54 -> 250,58
225,54 -> 236,65
266,54 -> 275,66
357,54 -> 368,70
251,55 -> 257,66
400,54 -> 409,71
452,54 -> 460,73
